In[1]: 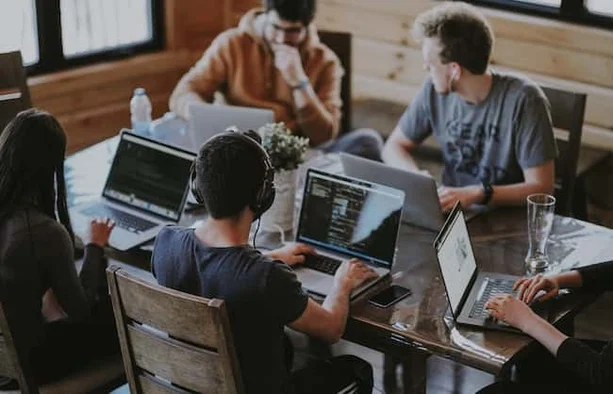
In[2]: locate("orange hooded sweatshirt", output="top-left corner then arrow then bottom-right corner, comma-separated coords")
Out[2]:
169,9 -> 344,146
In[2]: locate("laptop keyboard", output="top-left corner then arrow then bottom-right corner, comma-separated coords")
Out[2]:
469,278 -> 515,319
303,254 -> 343,275
80,204 -> 157,233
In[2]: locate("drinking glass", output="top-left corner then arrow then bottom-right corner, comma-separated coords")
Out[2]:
525,193 -> 556,274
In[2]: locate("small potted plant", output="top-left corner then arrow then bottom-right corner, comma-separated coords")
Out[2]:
257,122 -> 309,233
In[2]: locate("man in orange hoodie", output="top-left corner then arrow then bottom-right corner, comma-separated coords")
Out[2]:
170,0 -> 383,160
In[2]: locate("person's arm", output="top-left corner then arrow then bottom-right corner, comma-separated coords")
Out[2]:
169,32 -> 231,120
273,45 -> 342,145
382,80 -> 432,172
287,260 -> 377,343
575,260 -> 613,292
381,127 -> 423,173
46,219 -> 114,319
438,160 -> 555,211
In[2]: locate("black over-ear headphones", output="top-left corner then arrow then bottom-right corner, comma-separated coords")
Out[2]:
190,130 -> 276,221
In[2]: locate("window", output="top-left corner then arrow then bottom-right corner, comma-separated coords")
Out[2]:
586,0 -> 613,17
0,0 -> 163,75
460,0 -> 613,28
0,0 -> 38,65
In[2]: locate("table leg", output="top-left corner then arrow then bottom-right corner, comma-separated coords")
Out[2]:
401,351 -> 428,394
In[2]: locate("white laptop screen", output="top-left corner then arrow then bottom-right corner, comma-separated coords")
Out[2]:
435,208 -> 478,315
102,132 -> 195,221
296,169 -> 404,268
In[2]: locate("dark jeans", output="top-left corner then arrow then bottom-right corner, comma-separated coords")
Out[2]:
30,298 -> 120,385
478,340 -> 607,394
285,335 -> 374,394
320,128 -> 384,162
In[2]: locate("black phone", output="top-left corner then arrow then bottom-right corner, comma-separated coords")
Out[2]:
368,285 -> 412,308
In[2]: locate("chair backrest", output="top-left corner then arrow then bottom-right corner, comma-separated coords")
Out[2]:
540,85 -> 586,216
319,31 -> 352,135
0,303 -> 40,394
0,51 -> 32,133
107,266 -> 244,394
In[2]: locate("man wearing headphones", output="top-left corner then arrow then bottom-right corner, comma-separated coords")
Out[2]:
382,2 -> 557,211
151,130 -> 375,394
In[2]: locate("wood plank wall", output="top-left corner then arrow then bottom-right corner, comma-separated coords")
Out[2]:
312,0 -> 613,149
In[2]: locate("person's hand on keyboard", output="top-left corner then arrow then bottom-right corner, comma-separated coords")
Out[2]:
334,259 -> 379,291
485,294 -> 538,332
88,217 -> 116,247
514,274 -> 559,304
267,243 -> 316,266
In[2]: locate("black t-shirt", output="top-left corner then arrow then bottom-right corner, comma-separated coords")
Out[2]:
152,226 -> 309,393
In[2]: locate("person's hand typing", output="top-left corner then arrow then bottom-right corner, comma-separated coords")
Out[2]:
267,243 -> 316,266
514,274 -> 560,304
89,217 -> 115,247
438,185 -> 483,213
333,259 -> 378,292
485,294 -> 539,331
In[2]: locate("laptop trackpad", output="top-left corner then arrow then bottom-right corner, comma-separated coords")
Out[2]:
294,268 -> 334,297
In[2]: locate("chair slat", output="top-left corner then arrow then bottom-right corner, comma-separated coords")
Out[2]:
116,271 -> 219,348
0,337 -> 16,377
128,324 -> 226,393
137,373 -> 193,394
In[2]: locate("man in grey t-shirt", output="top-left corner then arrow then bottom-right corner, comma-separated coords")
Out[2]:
382,2 -> 556,212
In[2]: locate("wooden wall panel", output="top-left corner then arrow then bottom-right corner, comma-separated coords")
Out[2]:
29,51 -> 195,153
165,0 -> 232,51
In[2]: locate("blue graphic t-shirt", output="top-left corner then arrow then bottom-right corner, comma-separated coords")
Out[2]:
398,71 -> 558,187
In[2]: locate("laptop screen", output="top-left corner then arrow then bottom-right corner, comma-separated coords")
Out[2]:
296,169 -> 404,267
102,132 -> 195,221
434,206 -> 478,316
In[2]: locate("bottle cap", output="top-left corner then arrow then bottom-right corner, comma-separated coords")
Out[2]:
134,88 -> 146,96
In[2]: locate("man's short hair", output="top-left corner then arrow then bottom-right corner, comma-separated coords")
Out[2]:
263,0 -> 316,26
412,2 -> 494,75
195,134 -> 266,219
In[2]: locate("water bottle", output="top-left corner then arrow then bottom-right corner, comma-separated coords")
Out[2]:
130,87 -> 152,136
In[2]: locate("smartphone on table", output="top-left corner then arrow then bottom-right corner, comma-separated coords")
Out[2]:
368,285 -> 412,308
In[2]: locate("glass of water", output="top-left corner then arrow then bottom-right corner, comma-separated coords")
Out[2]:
525,193 -> 556,274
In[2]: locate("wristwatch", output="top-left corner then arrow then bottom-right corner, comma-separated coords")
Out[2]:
481,181 -> 494,205
291,78 -> 310,91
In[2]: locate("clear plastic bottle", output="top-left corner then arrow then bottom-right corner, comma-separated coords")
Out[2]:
130,87 -> 152,136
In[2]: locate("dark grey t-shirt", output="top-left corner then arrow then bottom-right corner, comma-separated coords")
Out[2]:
152,226 -> 309,394
399,72 -> 557,187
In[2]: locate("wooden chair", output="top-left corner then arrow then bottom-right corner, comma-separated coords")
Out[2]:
319,31 -> 352,135
0,302 -> 124,394
540,85 -> 587,217
106,266 -> 244,393
0,51 -> 32,133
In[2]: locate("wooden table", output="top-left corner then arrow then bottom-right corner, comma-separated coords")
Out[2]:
66,135 -> 613,393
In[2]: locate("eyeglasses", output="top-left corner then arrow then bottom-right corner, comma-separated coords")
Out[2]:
270,23 -> 305,36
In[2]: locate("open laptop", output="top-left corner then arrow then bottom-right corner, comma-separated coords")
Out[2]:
293,168 -> 405,299
434,202 -> 549,332
340,153 -> 484,231
187,102 -> 274,152
70,130 -> 195,251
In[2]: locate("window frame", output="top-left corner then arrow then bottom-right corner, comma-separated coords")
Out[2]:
26,0 -> 165,76
459,0 -> 613,29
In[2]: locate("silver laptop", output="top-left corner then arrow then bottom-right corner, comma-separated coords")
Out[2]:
187,103 -> 274,152
340,153 -> 484,231
70,130 -> 195,251
293,168 -> 405,299
434,202 -> 549,332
